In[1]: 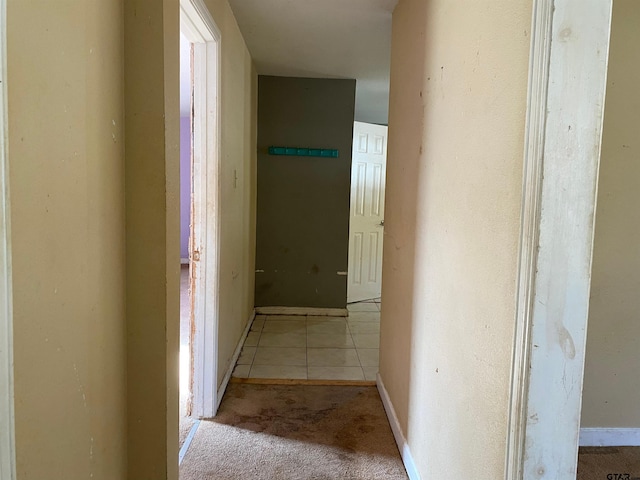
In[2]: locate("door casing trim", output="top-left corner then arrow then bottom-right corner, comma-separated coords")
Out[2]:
180,0 -> 222,419
0,0 -> 16,477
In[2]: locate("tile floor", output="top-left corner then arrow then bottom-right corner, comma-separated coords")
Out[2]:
232,299 -> 381,381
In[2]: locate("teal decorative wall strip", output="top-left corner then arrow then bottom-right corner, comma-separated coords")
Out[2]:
268,146 -> 339,158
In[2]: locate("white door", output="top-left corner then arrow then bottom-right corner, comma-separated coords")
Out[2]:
347,121 -> 388,303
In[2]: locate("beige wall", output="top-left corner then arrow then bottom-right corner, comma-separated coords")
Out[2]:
8,1 -> 127,478
124,0 -> 180,478
379,0 -> 531,477
582,0 -> 640,429
202,0 -> 258,387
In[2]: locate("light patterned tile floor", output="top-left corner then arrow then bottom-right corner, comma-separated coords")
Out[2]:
232,300 -> 381,381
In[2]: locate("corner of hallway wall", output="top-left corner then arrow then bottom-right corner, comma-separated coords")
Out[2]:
8,0 -> 128,478
581,0 -> 640,431
124,0 -> 180,479
378,0 -> 531,478
246,61 -> 258,319
200,0 -> 259,388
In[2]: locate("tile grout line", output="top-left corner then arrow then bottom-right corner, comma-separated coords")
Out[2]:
345,318 -> 362,369
254,320 -> 262,375
246,325 -> 253,377
248,316 -> 263,377
346,316 -> 366,380
305,314 -> 309,380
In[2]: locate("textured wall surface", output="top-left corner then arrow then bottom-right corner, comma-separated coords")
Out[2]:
8,1 -> 128,478
379,0 -> 531,477
201,0 -> 258,386
124,0 -> 180,477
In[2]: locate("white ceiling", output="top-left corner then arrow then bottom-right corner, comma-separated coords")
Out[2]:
227,0 -> 397,125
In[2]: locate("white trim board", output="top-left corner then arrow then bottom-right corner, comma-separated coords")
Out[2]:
376,374 -> 421,480
579,429 -> 640,447
180,0 -> 220,42
0,0 -> 16,476
215,310 -> 255,413
255,306 -> 348,317
504,0 -> 553,476
178,419 -> 201,465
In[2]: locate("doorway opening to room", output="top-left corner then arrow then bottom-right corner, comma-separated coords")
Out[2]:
178,0 -> 222,463
575,1 -> 640,477
344,120 -> 389,380
347,121 -> 388,306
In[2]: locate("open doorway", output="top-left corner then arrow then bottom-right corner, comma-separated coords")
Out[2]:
577,1 -> 640,476
344,120 -> 389,381
236,77 -> 381,383
347,121 -> 388,305
178,29 -> 195,455
178,0 -> 223,460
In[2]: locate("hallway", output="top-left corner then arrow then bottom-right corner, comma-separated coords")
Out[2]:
179,267 -> 380,390
179,382 -> 407,479
178,266 -> 399,477
231,301 -> 381,382
179,267 -> 382,444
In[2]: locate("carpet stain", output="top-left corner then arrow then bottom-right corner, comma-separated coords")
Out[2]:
578,446 -> 640,480
180,384 -> 408,480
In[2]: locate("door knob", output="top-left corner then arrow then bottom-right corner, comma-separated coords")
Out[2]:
379,220 -> 384,227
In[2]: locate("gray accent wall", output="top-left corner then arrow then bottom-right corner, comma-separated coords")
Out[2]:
255,76 -> 356,308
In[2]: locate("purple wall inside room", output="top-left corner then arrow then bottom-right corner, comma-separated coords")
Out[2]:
180,116 -> 191,259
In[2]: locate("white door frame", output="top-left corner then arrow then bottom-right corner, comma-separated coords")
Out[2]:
0,0 -> 16,477
506,0 -> 612,478
180,0 -> 222,418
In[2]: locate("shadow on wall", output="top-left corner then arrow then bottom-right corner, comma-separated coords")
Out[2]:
379,0 -> 429,437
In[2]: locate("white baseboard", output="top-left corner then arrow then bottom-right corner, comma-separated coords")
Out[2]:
255,306 -> 348,317
178,420 -> 200,465
579,428 -> 640,446
376,374 -> 421,480
216,309 -> 256,411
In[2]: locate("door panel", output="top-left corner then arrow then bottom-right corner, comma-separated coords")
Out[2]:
347,121 -> 388,303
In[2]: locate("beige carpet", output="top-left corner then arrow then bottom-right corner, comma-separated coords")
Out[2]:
578,447 -> 640,479
179,383 -> 408,479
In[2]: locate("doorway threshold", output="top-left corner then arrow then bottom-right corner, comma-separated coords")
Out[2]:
230,377 -> 376,387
